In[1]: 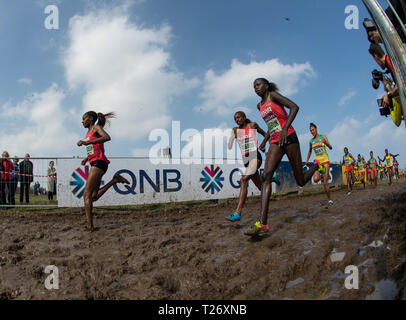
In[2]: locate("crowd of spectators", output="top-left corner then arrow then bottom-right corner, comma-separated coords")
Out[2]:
0,153 -> 57,208
363,0 -> 406,118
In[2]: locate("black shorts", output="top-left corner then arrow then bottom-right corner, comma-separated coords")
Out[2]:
271,132 -> 299,147
243,151 -> 262,168
90,160 -> 108,174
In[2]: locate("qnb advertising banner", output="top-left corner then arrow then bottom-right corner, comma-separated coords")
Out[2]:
57,159 -> 342,208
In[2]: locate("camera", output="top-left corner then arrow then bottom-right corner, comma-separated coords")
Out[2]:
377,98 -> 391,116
372,69 -> 383,89
363,18 -> 377,32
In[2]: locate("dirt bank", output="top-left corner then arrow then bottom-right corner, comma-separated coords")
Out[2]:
1,181 -> 406,299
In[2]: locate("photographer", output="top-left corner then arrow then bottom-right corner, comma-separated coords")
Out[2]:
363,0 -> 406,43
369,43 -> 398,108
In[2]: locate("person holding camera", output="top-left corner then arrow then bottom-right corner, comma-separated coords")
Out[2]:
363,0 -> 406,44
369,43 -> 399,109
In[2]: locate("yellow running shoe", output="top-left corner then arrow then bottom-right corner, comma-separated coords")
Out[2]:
244,221 -> 270,236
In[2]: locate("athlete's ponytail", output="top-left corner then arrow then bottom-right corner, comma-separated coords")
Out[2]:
97,112 -> 115,128
84,111 -> 116,128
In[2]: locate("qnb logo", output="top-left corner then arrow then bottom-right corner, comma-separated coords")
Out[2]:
70,166 -> 104,199
200,165 -> 224,194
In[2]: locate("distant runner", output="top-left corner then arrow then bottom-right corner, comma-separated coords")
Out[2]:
342,147 -> 356,195
305,123 -> 333,205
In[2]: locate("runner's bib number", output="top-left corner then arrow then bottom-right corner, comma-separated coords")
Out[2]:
86,144 -> 94,156
237,129 -> 257,155
314,145 -> 325,157
264,113 -> 282,137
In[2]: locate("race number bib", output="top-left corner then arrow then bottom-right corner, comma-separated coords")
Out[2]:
86,144 -> 94,156
264,113 -> 282,137
386,158 -> 391,165
314,145 -> 324,157
237,129 -> 257,155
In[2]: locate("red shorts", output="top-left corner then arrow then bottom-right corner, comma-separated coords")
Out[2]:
345,165 -> 353,172
321,161 -> 330,166
371,167 -> 377,173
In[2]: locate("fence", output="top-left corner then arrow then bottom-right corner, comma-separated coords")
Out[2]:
0,157 -> 343,209
0,157 -> 60,208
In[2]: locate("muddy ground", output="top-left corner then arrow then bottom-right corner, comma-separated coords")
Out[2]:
1,181 -> 406,300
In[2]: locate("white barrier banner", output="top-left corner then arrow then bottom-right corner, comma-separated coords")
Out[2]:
57,158 -> 275,207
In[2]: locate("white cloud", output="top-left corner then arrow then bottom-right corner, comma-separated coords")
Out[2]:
17,78 -> 32,85
0,84 -> 79,156
63,6 -> 198,141
194,58 -> 315,115
338,90 -> 356,107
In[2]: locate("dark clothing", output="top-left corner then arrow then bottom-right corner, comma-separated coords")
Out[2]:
11,163 -> 19,205
19,160 -> 33,204
19,160 -> 34,183
271,131 -> 300,147
20,182 -> 30,204
243,151 -> 262,167
90,160 -> 108,174
385,0 -> 406,42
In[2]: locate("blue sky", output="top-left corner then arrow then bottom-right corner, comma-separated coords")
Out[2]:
0,0 -> 405,168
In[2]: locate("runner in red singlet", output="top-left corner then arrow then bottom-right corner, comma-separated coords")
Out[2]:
77,111 -> 129,231
244,78 -> 324,236
226,111 -> 269,222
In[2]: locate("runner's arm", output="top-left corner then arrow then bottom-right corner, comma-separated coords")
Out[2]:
323,135 -> 332,150
84,125 -> 111,145
253,122 -> 267,137
228,128 -> 236,150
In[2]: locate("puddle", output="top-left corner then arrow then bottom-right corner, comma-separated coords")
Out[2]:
285,277 -> 304,289
365,280 -> 398,300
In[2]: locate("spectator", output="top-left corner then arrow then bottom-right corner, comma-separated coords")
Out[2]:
0,159 -> 3,206
47,161 -> 56,201
1,151 -> 15,208
11,157 -> 20,206
364,0 -> 406,43
19,154 -> 33,204
369,43 -> 399,107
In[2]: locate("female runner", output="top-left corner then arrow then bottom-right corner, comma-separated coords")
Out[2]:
244,78 -> 324,236
226,111 -> 268,221
77,111 -> 130,231
305,123 -> 333,204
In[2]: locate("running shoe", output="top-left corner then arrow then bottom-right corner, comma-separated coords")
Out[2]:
314,159 -> 326,174
272,173 -> 281,186
244,221 -> 269,236
328,200 -> 334,205
347,191 -> 351,196
226,212 -> 241,222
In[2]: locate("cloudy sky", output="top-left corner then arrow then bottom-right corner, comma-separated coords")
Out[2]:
0,0 -> 405,167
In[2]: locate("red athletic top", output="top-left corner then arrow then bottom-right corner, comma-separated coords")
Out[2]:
85,129 -> 110,164
260,96 -> 295,143
1,160 -> 14,180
